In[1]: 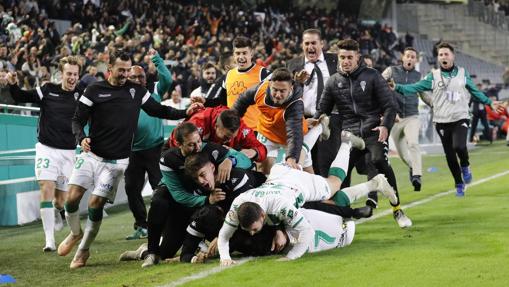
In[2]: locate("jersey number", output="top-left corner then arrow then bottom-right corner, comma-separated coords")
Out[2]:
36,158 -> 50,169
75,158 -> 85,169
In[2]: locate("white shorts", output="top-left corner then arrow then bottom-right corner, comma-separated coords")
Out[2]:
266,163 -> 332,205
256,133 -> 312,168
68,152 -> 129,203
299,209 -> 354,253
34,142 -> 75,191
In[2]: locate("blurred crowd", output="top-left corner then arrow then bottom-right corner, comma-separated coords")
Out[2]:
0,0 -> 415,105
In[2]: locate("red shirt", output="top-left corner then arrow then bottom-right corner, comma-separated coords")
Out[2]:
168,106 -> 267,162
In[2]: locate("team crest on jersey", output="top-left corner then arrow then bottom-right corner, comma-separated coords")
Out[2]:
74,92 -> 79,100
360,81 -> 366,92
227,210 -> 236,222
242,128 -> 249,138
129,88 -> 136,99
197,127 -> 203,135
211,150 -> 219,160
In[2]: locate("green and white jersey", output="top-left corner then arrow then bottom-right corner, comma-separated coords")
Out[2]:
219,183 -> 314,261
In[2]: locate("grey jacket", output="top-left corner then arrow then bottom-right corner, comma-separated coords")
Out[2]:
382,65 -> 421,118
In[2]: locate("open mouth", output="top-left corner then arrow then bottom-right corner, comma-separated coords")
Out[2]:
442,61 -> 448,66
307,50 -> 316,57
406,62 -> 412,67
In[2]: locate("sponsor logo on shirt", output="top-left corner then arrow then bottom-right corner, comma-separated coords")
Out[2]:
49,92 -> 60,97
98,94 -> 111,98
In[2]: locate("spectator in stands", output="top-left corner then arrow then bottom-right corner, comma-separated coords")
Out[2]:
189,62 -> 218,101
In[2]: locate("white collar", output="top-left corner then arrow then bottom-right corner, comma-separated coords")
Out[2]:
305,52 -> 325,65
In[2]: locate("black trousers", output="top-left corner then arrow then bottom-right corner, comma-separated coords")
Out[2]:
124,144 -> 162,229
340,131 -> 400,207
311,113 -> 342,177
435,119 -> 470,185
470,110 -> 491,142
147,186 -> 198,259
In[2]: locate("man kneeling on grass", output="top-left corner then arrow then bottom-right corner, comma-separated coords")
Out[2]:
217,132 -> 399,265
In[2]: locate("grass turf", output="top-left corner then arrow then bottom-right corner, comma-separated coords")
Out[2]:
1,141 -> 508,287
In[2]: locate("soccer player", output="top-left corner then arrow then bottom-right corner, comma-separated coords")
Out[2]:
118,151 -> 267,264
7,56 -> 83,252
225,36 -> 270,130
57,50 -> 201,269
167,106 -> 267,162
233,67 -> 327,174
217,133 -> 399,265
140,122 -> 254,267
124,49 -> 171,240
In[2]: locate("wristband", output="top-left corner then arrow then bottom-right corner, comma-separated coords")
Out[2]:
228,156 -> 237,167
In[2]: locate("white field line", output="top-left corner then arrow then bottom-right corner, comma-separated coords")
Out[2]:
160,169 -> 509,287
158,257 -> 253,287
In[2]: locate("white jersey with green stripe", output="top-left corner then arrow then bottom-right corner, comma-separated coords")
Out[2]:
225,183 -> 305,229
219,183 -> 315,260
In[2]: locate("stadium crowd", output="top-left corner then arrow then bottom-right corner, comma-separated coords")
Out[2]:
0,0 -> 411,103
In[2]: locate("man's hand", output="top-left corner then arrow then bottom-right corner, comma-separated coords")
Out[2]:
164,256 -> 180,263
190,95 -> 206,104
271,230 -> 287,253
147,48 -> 158,58
240,149 -> 257,159
387,78 -> 396,90
491,100 -> 507,114
217,158 -> 233,183
207,237 -> 219,257
81,138 -> 91,152
306,118 -> 319,128
285,157 -> 301,170
192,252 -> 208,264
208,188 -> 226,204
6,72 -> 17,85
220,259 -> 237,266
372,126 -> 388,142
294,70 -> 310,85
186,102 -> 204,116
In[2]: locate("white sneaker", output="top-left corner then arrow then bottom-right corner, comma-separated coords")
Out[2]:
393,209 -> 412,229
141,253 -> 160,268
318,114 -> 330,141
119,243 -> 148,261
341,131 -> 365,150
372,174 -> 398,205
338,221 -> 356,247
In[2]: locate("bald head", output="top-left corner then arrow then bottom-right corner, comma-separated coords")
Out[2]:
129,65 -> 146,86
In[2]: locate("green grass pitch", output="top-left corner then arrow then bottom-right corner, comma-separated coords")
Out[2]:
1,141 -> 508,287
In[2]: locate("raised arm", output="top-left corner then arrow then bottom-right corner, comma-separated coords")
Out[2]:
141,93 -> 189,119
465,70 -> 492,105
232,84 -> 259,117
395,73 -> 433,95
283,99 -> 305,163
152,52 -> 172,98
